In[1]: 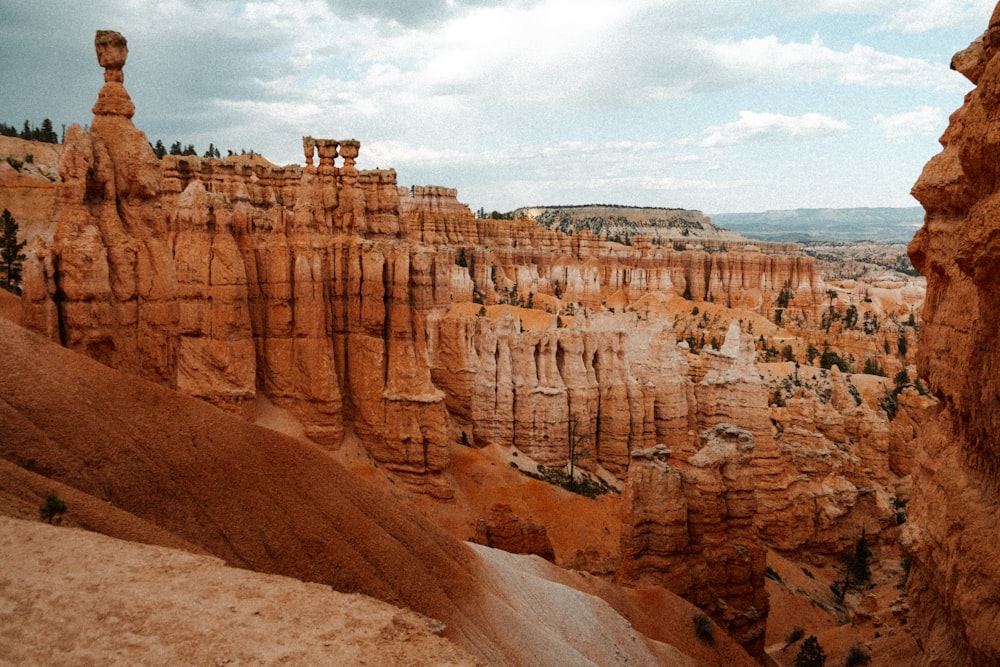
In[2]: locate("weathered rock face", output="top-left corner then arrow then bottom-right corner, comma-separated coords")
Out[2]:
470,503 -> 555,562
0,137 -> 61,244
905,6 -> 1000,664
614,326 -> 772,658
619,426 -> 768,659
431,312 -> 684,477
761,365 -> 919,555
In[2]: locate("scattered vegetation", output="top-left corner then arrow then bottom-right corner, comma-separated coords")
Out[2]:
692,614 -> 715,645
39,493 -> 67,524
150,139 -> 255,160
862,358 -> 887,377
517,464 -> 617,498
819,345 -> 852,373
879,368 -> 913,421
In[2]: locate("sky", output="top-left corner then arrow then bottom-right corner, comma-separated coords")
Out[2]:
0,0 -> 993,214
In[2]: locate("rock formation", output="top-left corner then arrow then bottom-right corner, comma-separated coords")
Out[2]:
905,4 -> 1000,664
20,30 -> 827,498
13,30 -> 919,657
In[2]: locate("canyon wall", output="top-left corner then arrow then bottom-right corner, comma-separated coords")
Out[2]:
905,6 -> 1000,664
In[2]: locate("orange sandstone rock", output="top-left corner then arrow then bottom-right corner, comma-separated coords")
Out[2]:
905,5 -> 1000,664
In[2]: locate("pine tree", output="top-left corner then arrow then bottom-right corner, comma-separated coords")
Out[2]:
0,208 -> 27,295
40,118 -> 57,143
794,635 -> 826,667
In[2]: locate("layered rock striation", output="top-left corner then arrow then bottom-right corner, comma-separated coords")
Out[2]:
905,5 -> 1000,664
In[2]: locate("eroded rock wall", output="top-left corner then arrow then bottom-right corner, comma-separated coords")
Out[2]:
904,6 -> 1000,664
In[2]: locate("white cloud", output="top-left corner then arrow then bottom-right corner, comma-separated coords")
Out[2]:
699,111 -> 849,147
881,1 -> 995,33
875,106 -> 946,140
784,0 -> 995,33
706,35 -> 965,92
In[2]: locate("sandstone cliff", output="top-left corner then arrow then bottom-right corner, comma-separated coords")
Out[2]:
905,5 -> 1000,664
0,136 -> 60,243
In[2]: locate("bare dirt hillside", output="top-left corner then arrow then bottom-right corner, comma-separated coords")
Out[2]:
0,516 -> 479,666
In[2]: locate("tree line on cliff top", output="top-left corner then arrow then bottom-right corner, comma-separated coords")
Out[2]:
1,119 -> 60,144
2,118 -> 256,162
149,140 -> 257,160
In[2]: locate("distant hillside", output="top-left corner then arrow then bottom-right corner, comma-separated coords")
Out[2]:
516,204 -> 745,245
709,207 -> 924,243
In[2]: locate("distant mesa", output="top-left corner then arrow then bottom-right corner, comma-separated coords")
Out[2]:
710,207 -> 925,244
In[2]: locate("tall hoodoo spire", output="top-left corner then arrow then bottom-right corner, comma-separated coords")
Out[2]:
92,30 -> 135,118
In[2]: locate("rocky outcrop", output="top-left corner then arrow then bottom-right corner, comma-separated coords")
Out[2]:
0,137 -> 61,244
619,430 -> 767,659
431,312 -> 684,477
471,504 -> 555,562
904,5 -> 1000,664
615,325 -> 774,658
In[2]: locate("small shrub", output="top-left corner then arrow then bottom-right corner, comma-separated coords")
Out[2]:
784,626 -> 805,649
793,635 -> 826,667
862,358 -> 886,377
820,349 -> 850,372
6,156 -> 23,170
845,644 -> 871,666
517,464 -> 616,498
693,613 -> 715,645
39,493 -> 67,524
879,388 -> 899,421
897,558 -> 911,590
766,565 -> 783,583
